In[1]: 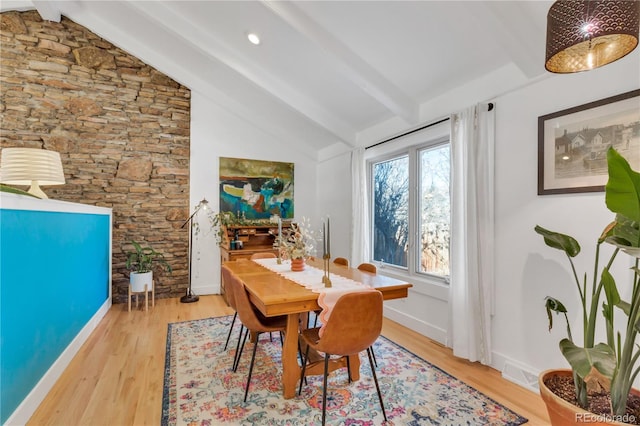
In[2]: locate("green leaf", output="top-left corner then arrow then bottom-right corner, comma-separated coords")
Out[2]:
602,268 -> 620,311
617,300 -> 631,317
545,297 -> 567,332
535,225 -> 581,257
0,184 -> 39,197
559,339 -> 616,382
605,215 -> 640,257
605,147 -> 640,223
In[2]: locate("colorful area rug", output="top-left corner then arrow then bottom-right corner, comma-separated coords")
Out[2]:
162,316 -> 528,425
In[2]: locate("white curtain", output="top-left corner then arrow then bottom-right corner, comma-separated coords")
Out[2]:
350,147 -> 369,266
448,103 -> 495,365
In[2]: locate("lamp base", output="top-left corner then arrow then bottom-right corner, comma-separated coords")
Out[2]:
28,181 -> 48,199
180,287 -> 199,303
180,293 -> 199,303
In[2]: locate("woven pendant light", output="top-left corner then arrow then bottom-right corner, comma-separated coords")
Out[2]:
545,0 -> 640,73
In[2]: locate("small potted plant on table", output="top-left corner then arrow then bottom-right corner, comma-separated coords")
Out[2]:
277,218 -> 316,271
536,148 -> 640,425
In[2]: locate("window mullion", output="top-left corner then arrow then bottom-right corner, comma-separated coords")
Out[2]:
408,147 -> 418,275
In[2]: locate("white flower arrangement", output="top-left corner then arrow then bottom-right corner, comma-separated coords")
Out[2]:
276,217 -> 317,260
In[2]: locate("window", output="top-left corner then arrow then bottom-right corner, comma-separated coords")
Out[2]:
418,145 -> 450,276
372,156 -> 409,267
371,140 -> 450,280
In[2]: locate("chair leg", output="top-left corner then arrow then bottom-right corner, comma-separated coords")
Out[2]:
367,347 -> 387,422
298,345 -> 310,395
233,326 -> 247,372
322,354 -> 329,426
346,356 -> 352,383
224,312 -> 237,351
244,333 -> 260,402
371,341 -> 379,367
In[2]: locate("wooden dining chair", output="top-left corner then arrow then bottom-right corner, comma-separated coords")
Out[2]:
298,290 -> 386,425
250,252 -> 277,260
223,265 -> 288,402
220,265 -> 247,371
357,262 -> 377,273
332,257 -> 349,267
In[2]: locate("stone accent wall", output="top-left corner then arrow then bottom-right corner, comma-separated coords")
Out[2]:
0,11 -> 191,303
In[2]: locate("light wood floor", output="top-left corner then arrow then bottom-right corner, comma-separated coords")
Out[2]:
27,296 -> 550,425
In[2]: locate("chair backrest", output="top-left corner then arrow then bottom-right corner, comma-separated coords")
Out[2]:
333,257 -> 349,267
357,262 -> 377,273
250,252 -> 277,260
315,290 -> 383,356
221,265 -> 265,331
221,265 -> 237,310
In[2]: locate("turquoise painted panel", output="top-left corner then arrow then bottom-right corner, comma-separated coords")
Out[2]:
0,209 -> 110,424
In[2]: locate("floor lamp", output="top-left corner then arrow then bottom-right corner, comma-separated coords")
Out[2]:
180,198 -> 208,303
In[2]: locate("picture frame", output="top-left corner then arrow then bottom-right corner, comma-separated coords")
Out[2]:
538,89 -> 640,195
219,157 -> 295,219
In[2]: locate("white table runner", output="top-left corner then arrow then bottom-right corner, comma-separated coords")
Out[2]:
253,258 -> 374,335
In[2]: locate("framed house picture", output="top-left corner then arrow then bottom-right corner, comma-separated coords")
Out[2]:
538,89 -> 640,195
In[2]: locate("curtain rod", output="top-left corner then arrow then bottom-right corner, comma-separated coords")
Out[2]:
365,102 -> 494,150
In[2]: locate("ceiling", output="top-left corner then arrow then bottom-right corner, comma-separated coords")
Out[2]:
1,1 -> 553,159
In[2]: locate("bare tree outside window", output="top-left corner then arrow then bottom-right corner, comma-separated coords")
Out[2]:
370,140 -> 451,282
373,157 -> 409,267
419,145 -> 450,276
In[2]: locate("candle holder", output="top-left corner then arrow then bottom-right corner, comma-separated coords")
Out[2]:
322,253 -> 332,288
277,217 -> 283,264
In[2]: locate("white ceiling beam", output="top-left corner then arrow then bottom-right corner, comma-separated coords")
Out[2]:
468,2 -> 545,79
125,1 -> 356,146
32,0 -> 61,22
262,0 -> 419,125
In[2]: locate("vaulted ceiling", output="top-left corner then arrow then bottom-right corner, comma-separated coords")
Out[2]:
2,1 -> 552,158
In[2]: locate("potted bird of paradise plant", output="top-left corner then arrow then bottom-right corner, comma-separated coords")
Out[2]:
536,147 -> 640,425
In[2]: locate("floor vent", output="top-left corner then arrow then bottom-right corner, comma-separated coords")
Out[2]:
502,361 -> 539,393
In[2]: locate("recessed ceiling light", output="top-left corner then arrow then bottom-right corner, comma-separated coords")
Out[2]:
247,33 -> 260,45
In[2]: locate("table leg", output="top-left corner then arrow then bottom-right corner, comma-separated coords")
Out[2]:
348,354 -> 361,381
282,313 -> 301,399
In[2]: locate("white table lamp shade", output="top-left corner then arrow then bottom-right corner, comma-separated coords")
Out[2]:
0,148 -> 65,198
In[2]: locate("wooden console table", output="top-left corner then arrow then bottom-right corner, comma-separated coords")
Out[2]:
219,222 -> 291,297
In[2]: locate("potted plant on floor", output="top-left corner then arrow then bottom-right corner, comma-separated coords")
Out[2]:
535,147 -> 640,425
125,240 -> 172,293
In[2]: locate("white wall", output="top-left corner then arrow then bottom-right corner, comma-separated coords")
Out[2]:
316,53 -> 640,391
189,91 -> 319,295
316,153 -> 352,261
492,58 -> 639,389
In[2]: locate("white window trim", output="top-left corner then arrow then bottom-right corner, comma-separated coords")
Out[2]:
366,124 -> 451,291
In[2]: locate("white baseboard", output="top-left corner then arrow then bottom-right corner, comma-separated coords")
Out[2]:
383,305 -> 447,345
191,284 -> 220,296
5,298 -> 112,426
383,306 -> 541,395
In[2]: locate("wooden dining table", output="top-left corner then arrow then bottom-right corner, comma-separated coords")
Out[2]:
223,257 -> 412,399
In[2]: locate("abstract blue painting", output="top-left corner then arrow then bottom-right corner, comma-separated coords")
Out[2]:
219,157 -> 294,219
